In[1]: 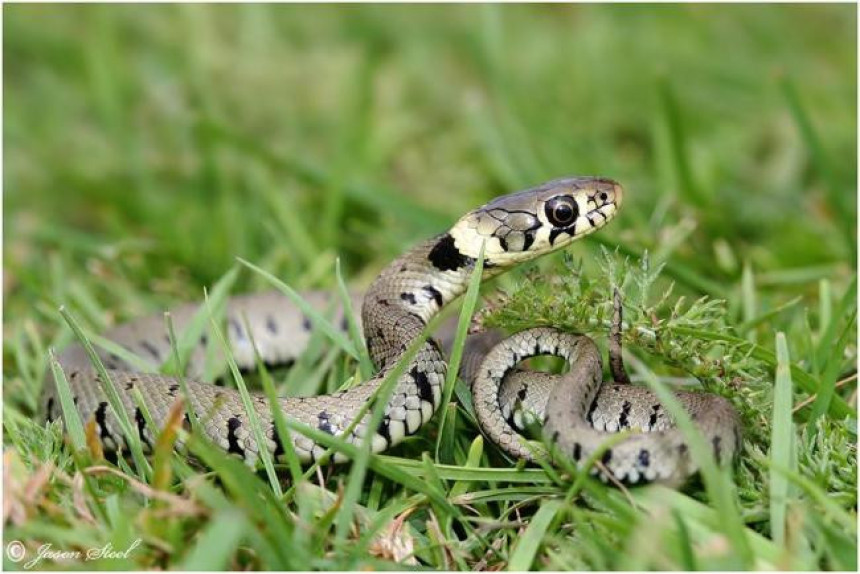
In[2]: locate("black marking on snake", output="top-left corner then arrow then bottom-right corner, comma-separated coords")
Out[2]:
428,233 -> 474,271
168,384 -> 179,397
73,396 -> 78,406
712,436 -> 722,462
229,318 -> 245,340
70,371 -> 79,380
586,399 -> 599,425
135,408 -> 152,449
678,443 -> 688,456
140,340 -> 161,360
266,315 -> 278,335
317,411 -> 335,435
46,398 -> 55,422
271,425 -> 285,457
340,316 -> 349,332
601,449 -> 613,465
411,367 -> 434,404
376,417 -> 392,446
422,285 -> 443,307
551,431 -> 560,444
378,298 -> 389,307
95,402 -> 112,441
648,404 -> 661,430
125,381 -> 135,391
427,338 -> 443,356
549,226 -> 574,246
182,413 -> 192,432
199,333 -> 208,347
302,316 -> 312,331
516,385 -> 528,403
400,311 -> 426,327
105,352 -> 121,368
227,417 -> 245,456
572,442 -> 582,461
638,449 -> 650,468
400,292 -> 417,305
498,236 -> 509,251
522,231 -> 536,251
618,401 -> 632,429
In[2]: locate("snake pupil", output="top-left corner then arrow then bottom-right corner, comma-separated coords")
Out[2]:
545,196 -> 577,227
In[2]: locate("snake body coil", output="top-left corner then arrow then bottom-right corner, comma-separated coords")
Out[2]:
44,176 -> 740,484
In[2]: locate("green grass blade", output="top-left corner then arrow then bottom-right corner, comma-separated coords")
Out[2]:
48,349 -> 87,452
87,333 -> 158,373
164,312 -> 198,433
672,508 -> 697,570
507,500 -> 561,570
808,308 -> 856,425
436,242 -> 485,462
377,456 -> 553,484
162,265 -> 239,375
335,257 -> 373,379
180,510 -> 247,570
770,332 -> 794,547
741,262 -> 757,343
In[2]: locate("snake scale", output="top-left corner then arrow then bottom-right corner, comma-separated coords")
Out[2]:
43,176 -> 740,484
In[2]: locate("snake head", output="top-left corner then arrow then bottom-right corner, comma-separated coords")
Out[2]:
450,176 -> 623,266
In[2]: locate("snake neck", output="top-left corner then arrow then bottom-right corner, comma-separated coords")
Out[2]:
361,233 -> 489,370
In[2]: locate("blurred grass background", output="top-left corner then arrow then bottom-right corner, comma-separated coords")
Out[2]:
4,4 -> 855,311
3,3 -> 857,570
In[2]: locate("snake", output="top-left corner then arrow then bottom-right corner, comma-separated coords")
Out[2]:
42,176 -> 741,485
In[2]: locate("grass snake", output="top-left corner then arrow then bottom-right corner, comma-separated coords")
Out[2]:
43,176 -> 740,484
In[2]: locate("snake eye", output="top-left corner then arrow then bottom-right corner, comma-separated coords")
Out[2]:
545,196 -> 578,227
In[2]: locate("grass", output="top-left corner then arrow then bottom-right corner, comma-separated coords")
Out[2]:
3,3 -> 857,571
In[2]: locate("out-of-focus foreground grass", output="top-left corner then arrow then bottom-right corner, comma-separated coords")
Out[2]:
3,4 -> 856,571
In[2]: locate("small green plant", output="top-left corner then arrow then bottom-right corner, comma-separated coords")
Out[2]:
483,249 -> 857,569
